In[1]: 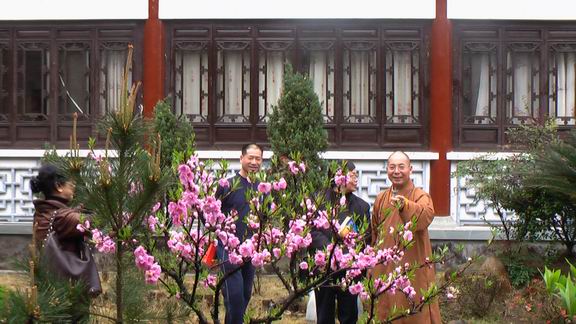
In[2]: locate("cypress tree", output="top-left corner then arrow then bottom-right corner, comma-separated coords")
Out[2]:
267,64 -> 328,174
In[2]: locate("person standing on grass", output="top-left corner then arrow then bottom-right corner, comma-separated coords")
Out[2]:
311,161 -> 371,324
216,143 -> 264,324
370,151 -> 441,323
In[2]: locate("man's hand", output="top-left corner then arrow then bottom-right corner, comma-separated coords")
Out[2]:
391,195 -> 407,211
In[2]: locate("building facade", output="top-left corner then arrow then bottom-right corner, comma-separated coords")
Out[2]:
1,0 -> 576,240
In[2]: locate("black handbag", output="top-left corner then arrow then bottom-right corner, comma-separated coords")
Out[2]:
42,211 -> 102,297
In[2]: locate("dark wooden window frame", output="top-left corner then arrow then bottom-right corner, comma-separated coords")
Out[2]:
453,21 -> 576,150
165,20 -> 430,150
0,21 -> 143,149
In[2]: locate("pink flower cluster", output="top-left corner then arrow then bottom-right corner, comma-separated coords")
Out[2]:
287,161 -> 306,175
77,220 -> 115,253
272,178 -> 287,191
334,169 -> 347,187
167,230 -> 210,261
204,274 -> 217,288
134,246 -> 161,284
91,229 -> 116,254
133,154 -> 436,311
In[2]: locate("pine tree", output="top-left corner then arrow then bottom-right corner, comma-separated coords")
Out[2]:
267,64 -> 328,175
43,45 -> 172,323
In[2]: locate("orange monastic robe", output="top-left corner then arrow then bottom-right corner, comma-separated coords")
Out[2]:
370,182 -> 441,324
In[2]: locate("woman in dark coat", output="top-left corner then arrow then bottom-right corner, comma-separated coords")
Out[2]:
31,164 -> 85,255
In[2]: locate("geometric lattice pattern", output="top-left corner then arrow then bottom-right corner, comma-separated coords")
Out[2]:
451,161 -> 513,225
0,159 -> 41,223
0,156 -> 429,225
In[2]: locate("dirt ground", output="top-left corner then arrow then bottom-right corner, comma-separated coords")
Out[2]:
0,268 -> 559,323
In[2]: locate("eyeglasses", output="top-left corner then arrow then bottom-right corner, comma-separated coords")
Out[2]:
387,164 -> 408,172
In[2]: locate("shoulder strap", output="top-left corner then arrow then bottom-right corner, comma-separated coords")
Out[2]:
47,210 -> 58,235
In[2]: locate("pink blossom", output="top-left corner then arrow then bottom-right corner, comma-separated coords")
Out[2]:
314,250 -> 326,268
299,261 -> 309,270
204,274 -> 217,288
402,230 -> 413,242
272,248 -> 282,259
98,238 -> 116,253
168,201 -> 187,226
273,178 -> 287,191
230,253 -> 244,265
299,162 -> 306,173
187,155 -> 199,168
339,195 -> 346,206
238,240 -> 255,258
218,178 -> 229,188
288,161 -> 299,175
226,236 -> 240,249
348,282 -> 364,295
289,219 -> 306,235
147,215 -> 159,231
178,164 -> 194,187
334,170 -> 347,186
145,262 -> 161,284
446,286 -> 458,300
251,250 -> 271,267
402,285 -> 416,299
134,246 -> 155,270
257,182 -> 272,194
76,220 -> 90,233
151,202 -> 161,213
313,211 -> 330,229
91,229 -> 115,254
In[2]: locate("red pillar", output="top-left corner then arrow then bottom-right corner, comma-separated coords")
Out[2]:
143,0 -> 164,118
429,0 -> 452,216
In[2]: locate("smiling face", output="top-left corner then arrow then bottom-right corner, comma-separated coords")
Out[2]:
239,146 -> 263,177
386,152 -> 412,190
342,169 -> 358,194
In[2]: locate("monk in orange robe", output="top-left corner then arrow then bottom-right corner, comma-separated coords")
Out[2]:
370,151 -> 441,323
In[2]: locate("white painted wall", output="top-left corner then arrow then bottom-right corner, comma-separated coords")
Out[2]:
448,0 -> 576,20
0,0 -> 148,20
160,0 -> 435,19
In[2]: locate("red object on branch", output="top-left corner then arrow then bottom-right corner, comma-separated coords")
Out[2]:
202,243 -> 217,267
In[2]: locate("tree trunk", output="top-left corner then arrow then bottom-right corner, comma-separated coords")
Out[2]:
115,241 -> 123,323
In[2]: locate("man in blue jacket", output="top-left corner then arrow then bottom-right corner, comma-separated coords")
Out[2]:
216,143 -> 263,324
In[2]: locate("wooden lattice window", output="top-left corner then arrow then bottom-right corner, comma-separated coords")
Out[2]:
0,43 -> 8,122
216,41 -> 251,124
174,41 -> 209,123
461,42 -> 498,125
301,40 -> 335,122
99,42 -> 132,115
58,42 -> 90,119
16,42 -> 50,121
548,43 -> 576,126
258,41 -> 292,122
343,41 -> 377,123
384,41 -> 421,124
505,43 -> 540,125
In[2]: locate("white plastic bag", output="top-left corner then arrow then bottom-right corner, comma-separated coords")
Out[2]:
305,290 -> 317,323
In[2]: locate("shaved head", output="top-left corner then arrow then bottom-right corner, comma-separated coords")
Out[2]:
388,151 -> 411,165
387,151 -> 412,189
